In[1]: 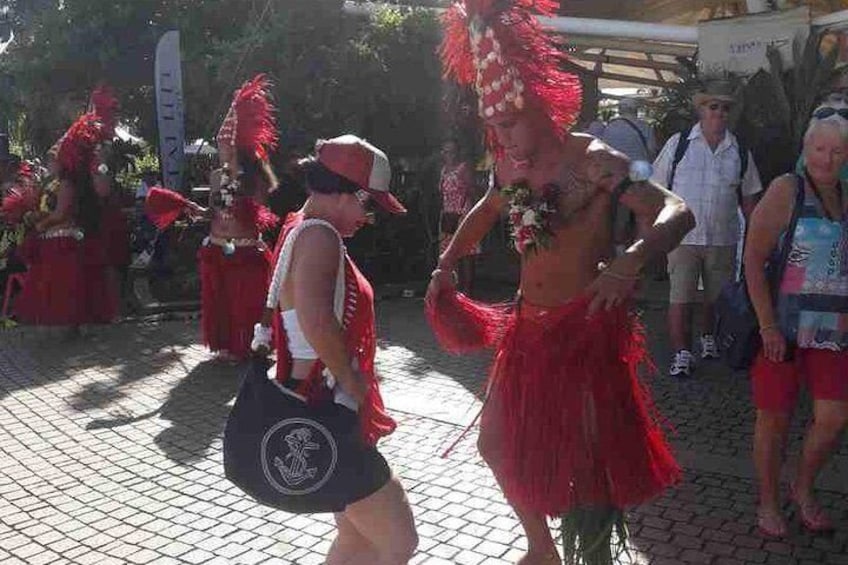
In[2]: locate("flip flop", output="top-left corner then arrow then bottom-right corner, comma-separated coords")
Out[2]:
794,498 -> 835,533
757,509 -> 788,539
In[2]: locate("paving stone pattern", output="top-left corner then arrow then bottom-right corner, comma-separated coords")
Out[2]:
0,297 -> 846,564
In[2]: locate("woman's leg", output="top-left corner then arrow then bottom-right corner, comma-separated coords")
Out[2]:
794,399 -> 848,509
340,476 -> 418,565
753,409 -> 790,530
478,392 -> 559,564
325,512 -> 379,565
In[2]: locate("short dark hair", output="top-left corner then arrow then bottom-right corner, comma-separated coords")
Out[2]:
297,157 -> 360,195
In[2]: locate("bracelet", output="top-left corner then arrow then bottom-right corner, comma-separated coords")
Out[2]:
600,269 -> 640,282
759,323 -> 779,335
431,268 -> 459,285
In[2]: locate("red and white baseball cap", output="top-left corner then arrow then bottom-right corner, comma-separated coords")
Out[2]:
315,134 -> 407,214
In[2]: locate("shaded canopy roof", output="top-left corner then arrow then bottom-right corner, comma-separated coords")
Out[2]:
562,0 -> 847,24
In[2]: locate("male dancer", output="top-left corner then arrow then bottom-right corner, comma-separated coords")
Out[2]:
427,1 -> 695,563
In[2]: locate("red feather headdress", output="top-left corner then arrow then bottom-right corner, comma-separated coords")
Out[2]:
440,0 -> 582,147
88,84 -> 119,140
216,74 -> 279,162
1,162 -> 41,225
56,112 -> 105,178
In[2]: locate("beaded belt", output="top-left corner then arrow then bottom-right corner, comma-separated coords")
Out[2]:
207,235 -> 260,248
40,227 -> 84,241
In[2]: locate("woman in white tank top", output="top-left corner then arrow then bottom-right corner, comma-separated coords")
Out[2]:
254,135 -> 417,564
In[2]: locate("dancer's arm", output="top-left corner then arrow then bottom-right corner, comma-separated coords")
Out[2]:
427,184 -> 505,301
585,145 -> 695,313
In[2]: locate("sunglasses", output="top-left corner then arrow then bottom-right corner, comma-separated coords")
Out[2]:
812,106 -> 848,121
706,102 -> 732,113
354,190 -> 378,218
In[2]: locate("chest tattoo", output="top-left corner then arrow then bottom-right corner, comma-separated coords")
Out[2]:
557,169 -> 597,225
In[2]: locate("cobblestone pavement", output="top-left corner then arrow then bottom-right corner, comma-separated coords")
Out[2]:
1,295 -> 847,564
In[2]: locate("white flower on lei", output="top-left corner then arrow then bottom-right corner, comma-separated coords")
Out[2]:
521,209 -> 538,227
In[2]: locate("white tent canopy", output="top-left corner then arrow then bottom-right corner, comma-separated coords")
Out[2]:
184,138 -> 217,156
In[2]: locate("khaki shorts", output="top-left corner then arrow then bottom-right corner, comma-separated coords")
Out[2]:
667,245 -> 737,304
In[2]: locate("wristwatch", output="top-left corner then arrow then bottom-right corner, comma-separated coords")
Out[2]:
629,160 -> 653,183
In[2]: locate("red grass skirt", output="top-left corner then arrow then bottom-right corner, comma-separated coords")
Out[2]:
80,234 -> 119,324
101,208 -> 131,267
488,296 -> 680,515
198,243 -> 271,359
14,235 -> 86,325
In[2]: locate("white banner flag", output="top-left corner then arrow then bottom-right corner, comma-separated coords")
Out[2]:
698,6 -> 810,76
154,31 -> 186,190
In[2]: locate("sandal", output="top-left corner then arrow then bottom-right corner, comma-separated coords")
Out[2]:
791,493 -> 834,534
757,508 -> 788,539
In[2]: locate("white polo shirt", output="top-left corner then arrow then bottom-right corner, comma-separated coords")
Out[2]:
652,123 -> 762,247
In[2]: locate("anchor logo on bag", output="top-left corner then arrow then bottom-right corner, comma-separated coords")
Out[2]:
274,428 -> 319,486
261,418 -> 338,495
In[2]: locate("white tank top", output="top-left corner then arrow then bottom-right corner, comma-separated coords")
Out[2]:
265,219 -> 346,357
280,309 -> 318,359
264,219 -> 357,411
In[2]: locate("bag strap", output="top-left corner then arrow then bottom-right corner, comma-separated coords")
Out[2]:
614,117 -> 650,155
667,126 -> 692,191
767,174 -> 805,300
735,140 -> 749,210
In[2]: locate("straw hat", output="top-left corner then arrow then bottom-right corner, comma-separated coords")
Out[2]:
693,80 -> 737,108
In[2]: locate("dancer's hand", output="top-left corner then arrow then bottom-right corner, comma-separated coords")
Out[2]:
425,267 -> 457,308
185,202 -> 208,221
587,259 -> 640,315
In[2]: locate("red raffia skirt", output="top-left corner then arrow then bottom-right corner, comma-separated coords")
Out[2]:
80,232 -> 120,324
14,235 -> 86,325
198,242 -> 271,359
101,208 -> 131,267
427,291 -> 681,516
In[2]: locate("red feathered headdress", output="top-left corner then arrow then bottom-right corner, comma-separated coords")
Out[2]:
1,162 -> 41,225
216,74 -> 279,162
56,112 -> 104,178
440,0 -> 582,146
88,84 -> 119,140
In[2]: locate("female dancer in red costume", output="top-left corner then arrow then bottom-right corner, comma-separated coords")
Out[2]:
14,112 -> 109,327
90,86 -> 130,316
191,75 -> 281,360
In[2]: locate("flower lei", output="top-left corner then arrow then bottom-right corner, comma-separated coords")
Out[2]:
502,181 -> 559,254
215,164 -> 240,209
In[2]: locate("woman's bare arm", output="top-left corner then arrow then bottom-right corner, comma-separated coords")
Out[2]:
744,175 -> 796,330
291,225 -> 366,403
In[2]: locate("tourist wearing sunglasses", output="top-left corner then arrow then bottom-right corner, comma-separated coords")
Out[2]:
652,80 -> 764,378
796,97 -> 848,181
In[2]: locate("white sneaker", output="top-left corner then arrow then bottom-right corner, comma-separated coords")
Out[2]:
700,334 -> 719,360
669,349 -> 695,378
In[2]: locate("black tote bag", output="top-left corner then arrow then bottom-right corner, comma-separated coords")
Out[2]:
223,357 -> 388,514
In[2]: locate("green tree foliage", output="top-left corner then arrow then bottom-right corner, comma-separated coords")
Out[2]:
1,0 -> 444,165
2,0 -> 447,282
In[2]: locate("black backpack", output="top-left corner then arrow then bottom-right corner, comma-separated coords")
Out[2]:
668,125 -> 749,207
